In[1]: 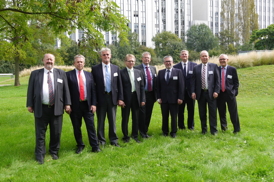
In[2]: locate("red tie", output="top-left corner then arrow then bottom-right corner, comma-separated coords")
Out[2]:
221,67 -> 225,92
145,67 -> 152,91
78,70 -> 85,100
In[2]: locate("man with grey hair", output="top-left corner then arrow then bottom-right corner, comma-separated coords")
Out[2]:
92,48 -> 124,147
217,54 -> 240,133
135,52 -> 157,138
157,56 -> 184,138
174,50 -> 197,130
66,55 -> 100,154
27,53 -> 71,164
191,50 -> 220,135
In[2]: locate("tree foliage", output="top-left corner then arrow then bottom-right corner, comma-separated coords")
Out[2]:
250,24 -> 274,50
186,24 -> 218,52
152,31 -> 185,62
0,0 -> 129,86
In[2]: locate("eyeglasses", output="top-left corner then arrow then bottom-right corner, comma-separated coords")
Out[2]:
102,54 -> 110,56
126,61 -> 135,63
219,58 -> 227,60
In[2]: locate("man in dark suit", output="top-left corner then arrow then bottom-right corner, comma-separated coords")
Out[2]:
120,54 -> 145,143
157,56 -> 184,138
66,55 -> 100,154
191,50 -> 220,135
26,53 -> 71,164
135,52 -> 157,138
217,54 -> 240,133
174,50 -> 197,130
92,48 -> 124,147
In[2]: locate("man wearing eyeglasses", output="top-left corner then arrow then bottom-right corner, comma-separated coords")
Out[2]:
92,48 -> 124,147
217,54 -> 240,134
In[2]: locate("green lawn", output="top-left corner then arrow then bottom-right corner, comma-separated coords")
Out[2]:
0,65 -> 273,181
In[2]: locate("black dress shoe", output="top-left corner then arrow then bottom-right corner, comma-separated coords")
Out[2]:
91,148 -> 101,153
123,138 -> 130,143
170,134 -> 176,138
110,142 -> 120,147
133,138 -> 141,143
51,154 -> 59,160
36,158 -> 44,164
76,146 -> 85,154
99,141 -> 106,146
201,131 -> 207,135
163,133 -> 168,137
233,131 -> 240,134
211,132 -> 218,136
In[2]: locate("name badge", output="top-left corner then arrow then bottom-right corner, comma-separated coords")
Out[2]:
227,75 -> 232,79
208,71 -> 213,74
155,74 -> 157,77
57,78 -> 63,83
137,77 -> 141,81
188,71 -> 193,74
113,72 -> 118,77
173,76 -> 178,80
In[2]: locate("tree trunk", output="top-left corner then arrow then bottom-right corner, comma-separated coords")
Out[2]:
14,55 -> 20,86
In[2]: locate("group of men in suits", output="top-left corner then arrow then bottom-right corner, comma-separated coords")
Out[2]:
26,49 -> 240,164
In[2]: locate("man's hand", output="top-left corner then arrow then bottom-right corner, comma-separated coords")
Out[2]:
191,93 -> 196,100
65,105 -> 71,114
27,107 -> 33,113
90,105 -> 96,113
177,99 -> 183,105
213,92 -> 218,99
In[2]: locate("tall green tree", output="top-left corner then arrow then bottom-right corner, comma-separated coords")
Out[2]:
186,24 -> 219,52
0,0 -> 129,86
250,24 -> 274,50
152,31 -> 185,62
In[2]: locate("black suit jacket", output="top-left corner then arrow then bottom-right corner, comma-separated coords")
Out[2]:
157,68 -> 184,104
174,61 -> 197,97
92,63 -> 123,106
120,68 -> 145,106
191,63 -> 220,100
66,69 -> 96,110
26,68 -> 71,118
135,64 -> 157,101
219,66 -> 239,99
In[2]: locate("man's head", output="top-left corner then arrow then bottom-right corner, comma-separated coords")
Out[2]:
219,54 -> 228,67
163,56 -> 173,69
141,52 -> 151,65
99,47 -> 112,64
125,54 -> 136,69
180,50 -> 189,62
43,54 -> 55,70
74,54 -> 85,71
200,50 -> 209,64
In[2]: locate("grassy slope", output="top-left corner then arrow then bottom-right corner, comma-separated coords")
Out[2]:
0,65 -> 273,181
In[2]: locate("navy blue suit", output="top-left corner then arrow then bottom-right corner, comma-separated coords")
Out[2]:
66,69 -> 99,150
174,61 -> 197,129
92,63 -> 123,145
217,66 -> 240,132
157,68 -> 184,136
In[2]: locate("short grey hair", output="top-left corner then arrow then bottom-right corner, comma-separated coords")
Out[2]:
43,53 -> 55,61
74,54 -> 85,62
163,55 -> 173,62
200,50 -> 209,56
219,54 -> 228,59
142,52 -> 151,57
180,50 -> 189,55
99,47 -> 111,55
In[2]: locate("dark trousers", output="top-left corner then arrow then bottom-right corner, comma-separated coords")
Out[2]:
178,91 -> 195,129
70,101 -> 99,150
96,94 -> 118,144
160,103 -> 178,135
139,91 -> 155,135
197,90 -> 218,134
122,92 -> 139,139
35,105 -> 62,161
217,91 -> 240,132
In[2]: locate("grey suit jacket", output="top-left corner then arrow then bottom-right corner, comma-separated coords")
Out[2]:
120,68 -> 145,106
191,63 -> 220,100
26,68 -> 71,118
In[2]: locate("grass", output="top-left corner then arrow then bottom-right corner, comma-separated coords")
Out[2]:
0,65 -> 274,181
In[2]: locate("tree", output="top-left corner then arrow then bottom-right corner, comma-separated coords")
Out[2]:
250,24 -> 274,50
0,0 -> 129,86
186,24 -> 219,52
152,31 -> 185,62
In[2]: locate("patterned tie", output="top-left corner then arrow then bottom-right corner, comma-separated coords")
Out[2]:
221,67 -> 226,92
78,70 -> 85,100
183,63 -> 186,77
48,71 -> 54,105
166,69 -> 170,83
145,66 -> 152,91
201,64 -> 206,89
105,65 -> 111,92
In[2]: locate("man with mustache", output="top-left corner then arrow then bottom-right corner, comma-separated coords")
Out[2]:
27,53 -> 71,164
